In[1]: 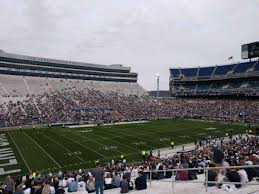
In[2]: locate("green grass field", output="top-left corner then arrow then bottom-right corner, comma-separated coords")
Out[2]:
0,119 -> 253,178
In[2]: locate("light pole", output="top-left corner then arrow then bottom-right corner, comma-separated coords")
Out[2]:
156,74 -> 160,98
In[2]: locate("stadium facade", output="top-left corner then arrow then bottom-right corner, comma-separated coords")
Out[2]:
169,60 -> 259,97
0,50 -> 138,82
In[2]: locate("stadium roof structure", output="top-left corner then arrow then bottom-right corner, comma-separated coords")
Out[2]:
0,51 -> 138,82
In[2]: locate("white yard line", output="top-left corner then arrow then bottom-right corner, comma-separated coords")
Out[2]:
23,132 -> 62,168
80,132 -> 138,152
43,134 -> 85,163
56,132 -> 109,160
73,133 -> 125,155
7,132 -> 31,171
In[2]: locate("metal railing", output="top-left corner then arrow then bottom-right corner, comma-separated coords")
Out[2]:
144,164 -> 259,193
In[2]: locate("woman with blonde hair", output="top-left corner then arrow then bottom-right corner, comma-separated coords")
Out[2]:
86,176 -> 95,193
41,179 -> 51,194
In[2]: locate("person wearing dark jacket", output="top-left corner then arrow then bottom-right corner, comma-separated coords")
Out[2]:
135,171 -> 147,190
120,175 -> 129,193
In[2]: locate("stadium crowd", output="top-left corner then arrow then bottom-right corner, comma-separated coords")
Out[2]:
0,89 -> 258,127
1,135 -> 259,194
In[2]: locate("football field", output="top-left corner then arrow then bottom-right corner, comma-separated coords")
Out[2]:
0,119 -> 252,178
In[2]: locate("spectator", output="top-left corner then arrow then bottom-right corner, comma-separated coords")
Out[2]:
67,179 -> 77,192
120,175 -> 129,194
207,163 -> 219,187
93,163 -> 104,194
112,173 -> 121,188
104,173 -> 113,190
77,178 -> 86,192
135,171 -> 147,190
86,177 -> 95,193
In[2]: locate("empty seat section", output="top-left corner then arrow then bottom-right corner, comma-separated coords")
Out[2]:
254,61 -> 259,71
170,69 -> 180,77
214,64 -> 236,76
198,66 -> 215,78
180,68 -> 198,77
0,75 -> 28,97
233,62 -> 255,74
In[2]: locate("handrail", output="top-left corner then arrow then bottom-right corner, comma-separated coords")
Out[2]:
143,164 -> 259,192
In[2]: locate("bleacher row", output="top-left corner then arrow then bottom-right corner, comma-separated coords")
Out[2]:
170,60 -> 259,96
0,74 -> 146,104
171,60 -> 259,78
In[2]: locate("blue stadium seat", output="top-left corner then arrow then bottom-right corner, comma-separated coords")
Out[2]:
233,62 -> 255,74
213,64 -> 236,76
198,67 -> 215,77
254,61 -> 259,71
170,69 -> 180,77
180,68 -> 198,77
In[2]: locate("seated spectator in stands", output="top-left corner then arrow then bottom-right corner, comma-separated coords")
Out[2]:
221,159 -> 230,176
61,177 -> 67,188
41,179 -> 52,194
104,173 -> 113,190
156,164 -> 164,180
120,175 -> 129,194
165,165 -> 173,178
67,179 -> 77,192
135,171 -> 147,190
207,163 -> 219,187
112,173 -> 121,188
226,166 -> 241,188
23,179 -> 32,194
238,168 -> 249,184
77,178 -> 86,192
86,177 -> 95,193
244,165 -> 257,182
177,164 -> 188,181
213,148 -> 224,165
3,176 -> 15,194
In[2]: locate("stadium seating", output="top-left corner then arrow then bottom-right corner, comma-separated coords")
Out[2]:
213,64 -> 236,76
198,66 -> 215,78
233,62 -> 255,74
170,60 -> 259,96
180,68 -> 198,77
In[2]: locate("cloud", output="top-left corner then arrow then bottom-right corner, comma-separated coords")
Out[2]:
0,0 -> 258,90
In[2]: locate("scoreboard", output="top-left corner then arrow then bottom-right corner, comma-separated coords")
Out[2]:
242,41 -> 259,59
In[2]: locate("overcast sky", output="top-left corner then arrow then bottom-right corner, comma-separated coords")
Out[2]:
0,0 -> 258,90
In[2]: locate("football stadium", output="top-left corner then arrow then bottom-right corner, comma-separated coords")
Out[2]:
0,1 -> 259,194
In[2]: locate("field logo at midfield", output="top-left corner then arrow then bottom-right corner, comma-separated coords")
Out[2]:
99,146 -> 118,151
0,134 -> 21,175
132,142 -> 146,145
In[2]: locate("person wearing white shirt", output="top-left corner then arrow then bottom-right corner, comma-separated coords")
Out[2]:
67,177 -> 75,184
61,178 -> 68,188
238,169 -> 249,183
77,178 -> 87,192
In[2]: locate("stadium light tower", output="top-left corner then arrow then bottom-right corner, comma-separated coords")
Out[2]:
155,73 -> 160,98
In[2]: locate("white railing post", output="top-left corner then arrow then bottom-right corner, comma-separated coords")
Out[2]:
205,169 -> 208,192
150,170 -> 152,187
172,169 -> 175,194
